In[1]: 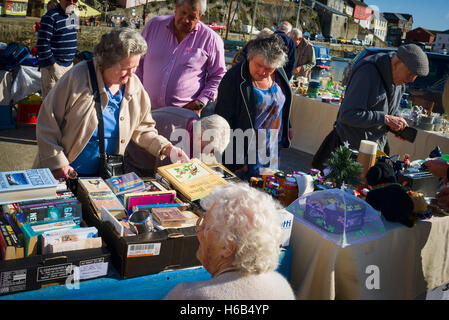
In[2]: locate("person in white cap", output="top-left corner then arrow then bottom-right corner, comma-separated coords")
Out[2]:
312,43 -> 429,171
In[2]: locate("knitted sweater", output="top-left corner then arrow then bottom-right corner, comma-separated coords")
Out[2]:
37,4 -> 78,68
164,271 -> 296,300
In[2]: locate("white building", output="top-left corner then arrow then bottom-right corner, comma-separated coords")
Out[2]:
433,30 -> 449,54
369,6 -> 387,42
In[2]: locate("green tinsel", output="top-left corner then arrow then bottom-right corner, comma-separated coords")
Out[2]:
326,145 -> 362,188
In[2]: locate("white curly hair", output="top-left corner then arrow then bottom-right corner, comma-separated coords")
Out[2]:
200,182 -> 283,274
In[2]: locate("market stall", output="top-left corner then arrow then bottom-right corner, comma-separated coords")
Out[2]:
290,94 -> 449,160
289,214 -> 449,300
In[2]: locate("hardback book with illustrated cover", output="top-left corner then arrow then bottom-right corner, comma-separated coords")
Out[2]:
157,159 -> 228,201
0,168 -> 58,204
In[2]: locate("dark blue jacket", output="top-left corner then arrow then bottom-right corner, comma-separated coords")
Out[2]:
215,59 -> 292,172
274,30 -> 296,80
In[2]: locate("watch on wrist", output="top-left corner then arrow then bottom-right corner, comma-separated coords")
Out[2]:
194,100 -> 205,110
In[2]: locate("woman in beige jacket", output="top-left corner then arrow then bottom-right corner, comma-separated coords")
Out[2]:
34,28 -> 189,180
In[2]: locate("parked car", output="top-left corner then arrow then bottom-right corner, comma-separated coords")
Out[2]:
241,24 -> 260,35
312,33 -> 325,42
351,38 -> 362,46
208,22 -> 226,32
336,37 -> 347,44
342,47 -> 449,114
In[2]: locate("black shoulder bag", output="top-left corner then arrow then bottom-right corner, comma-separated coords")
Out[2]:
87,60 -> 124,179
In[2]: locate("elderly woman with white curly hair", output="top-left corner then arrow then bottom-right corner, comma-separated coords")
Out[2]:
164,182 -> 295,300
34,27 -> 189,180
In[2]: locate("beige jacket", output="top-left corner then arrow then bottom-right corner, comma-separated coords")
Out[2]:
34,59 -> 170,171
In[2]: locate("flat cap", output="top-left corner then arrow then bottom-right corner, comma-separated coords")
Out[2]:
397,44 -> 429,77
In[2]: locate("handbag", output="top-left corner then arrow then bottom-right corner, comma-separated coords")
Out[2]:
87,60 -> 124,179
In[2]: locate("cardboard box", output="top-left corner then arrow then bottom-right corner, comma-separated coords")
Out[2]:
82,199 -> 202,279
0,247 -> 111,296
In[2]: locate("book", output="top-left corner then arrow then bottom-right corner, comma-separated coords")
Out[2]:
152,210 -> 199,230
49,237 -> 103,253
21,220 -> 79,256
89,192 -> 126,218
151,207 -> 188,228
100,207 -> 134,237
157,158 -> 228,201
105,172 -> 145,195
78,178 -> 112,194
18,198 -> 82,225
207,163 -> 241,182
41,226 -> 99,254
0,221 -> 24,259
0,221 -> 24,260
143,179 -> 167,192
123,190 -> 176,212
30,219 -> 77,233
0,168 -> 58,204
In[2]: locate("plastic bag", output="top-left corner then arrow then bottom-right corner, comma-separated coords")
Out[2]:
286,188 -> 387,247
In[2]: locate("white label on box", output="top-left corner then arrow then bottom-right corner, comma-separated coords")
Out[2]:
127,242 -> 161,258
78,262 -> 109,280
0,269 -> 27,294
279,209 -> 293,247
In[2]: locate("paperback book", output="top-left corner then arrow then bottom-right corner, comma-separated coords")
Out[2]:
105,172 -> 145,195
123,190 -> 176,212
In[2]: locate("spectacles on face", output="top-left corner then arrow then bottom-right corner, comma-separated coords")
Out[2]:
195,215 -> 204,232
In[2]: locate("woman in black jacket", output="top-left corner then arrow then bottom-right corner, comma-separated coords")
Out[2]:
215,34 -> 293,180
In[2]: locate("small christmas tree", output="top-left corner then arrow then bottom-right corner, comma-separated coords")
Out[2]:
326,144 -> 362,188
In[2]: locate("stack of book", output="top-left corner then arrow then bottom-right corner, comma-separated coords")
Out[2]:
0,168 -> 58,204
0,190 -> 85,257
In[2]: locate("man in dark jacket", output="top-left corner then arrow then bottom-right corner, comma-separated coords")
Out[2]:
215,35 -> 292,180
312,44 -> 429,170
274,21 -> 296,80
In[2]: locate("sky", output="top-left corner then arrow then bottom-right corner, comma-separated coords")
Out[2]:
365,0 -> 449,31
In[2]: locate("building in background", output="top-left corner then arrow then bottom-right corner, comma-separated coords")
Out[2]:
346,0 -> 372,29
2,0 -> 28,16
383,12 -> 413,47
369,5 -> 387,42
406,27 -> 436,45
433,30 -> 449,54
116,0 -> 164,9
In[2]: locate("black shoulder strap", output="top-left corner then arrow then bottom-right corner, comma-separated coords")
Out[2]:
87,60 -> 106,161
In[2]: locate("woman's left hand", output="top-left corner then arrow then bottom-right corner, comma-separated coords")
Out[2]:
165,145 -> 190,163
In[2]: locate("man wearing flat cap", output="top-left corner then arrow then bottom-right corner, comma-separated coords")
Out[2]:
312,44 -> 429,170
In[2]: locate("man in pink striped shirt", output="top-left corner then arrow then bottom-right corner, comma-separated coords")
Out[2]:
135,0 -> 226,116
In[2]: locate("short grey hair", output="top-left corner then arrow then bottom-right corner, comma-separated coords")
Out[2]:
200,183 -> 283,274
290,28 -> 302,40
93,28 -> 147,72
247,34 -> 288,69
277,21 -> 292,34
200,114 -> 230,154
177,0 -> 207,15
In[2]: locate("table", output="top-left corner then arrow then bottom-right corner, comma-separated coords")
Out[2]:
289,214 -> 449,300
289,94 -> 449,160
0,247 -> 292,300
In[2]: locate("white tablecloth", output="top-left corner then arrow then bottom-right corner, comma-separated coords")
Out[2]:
289,214 -> 449,299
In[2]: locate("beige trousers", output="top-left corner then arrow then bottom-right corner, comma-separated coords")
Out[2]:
40,63 -> 73,99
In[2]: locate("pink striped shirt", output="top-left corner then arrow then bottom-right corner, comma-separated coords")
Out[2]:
135,15 -> 226,109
